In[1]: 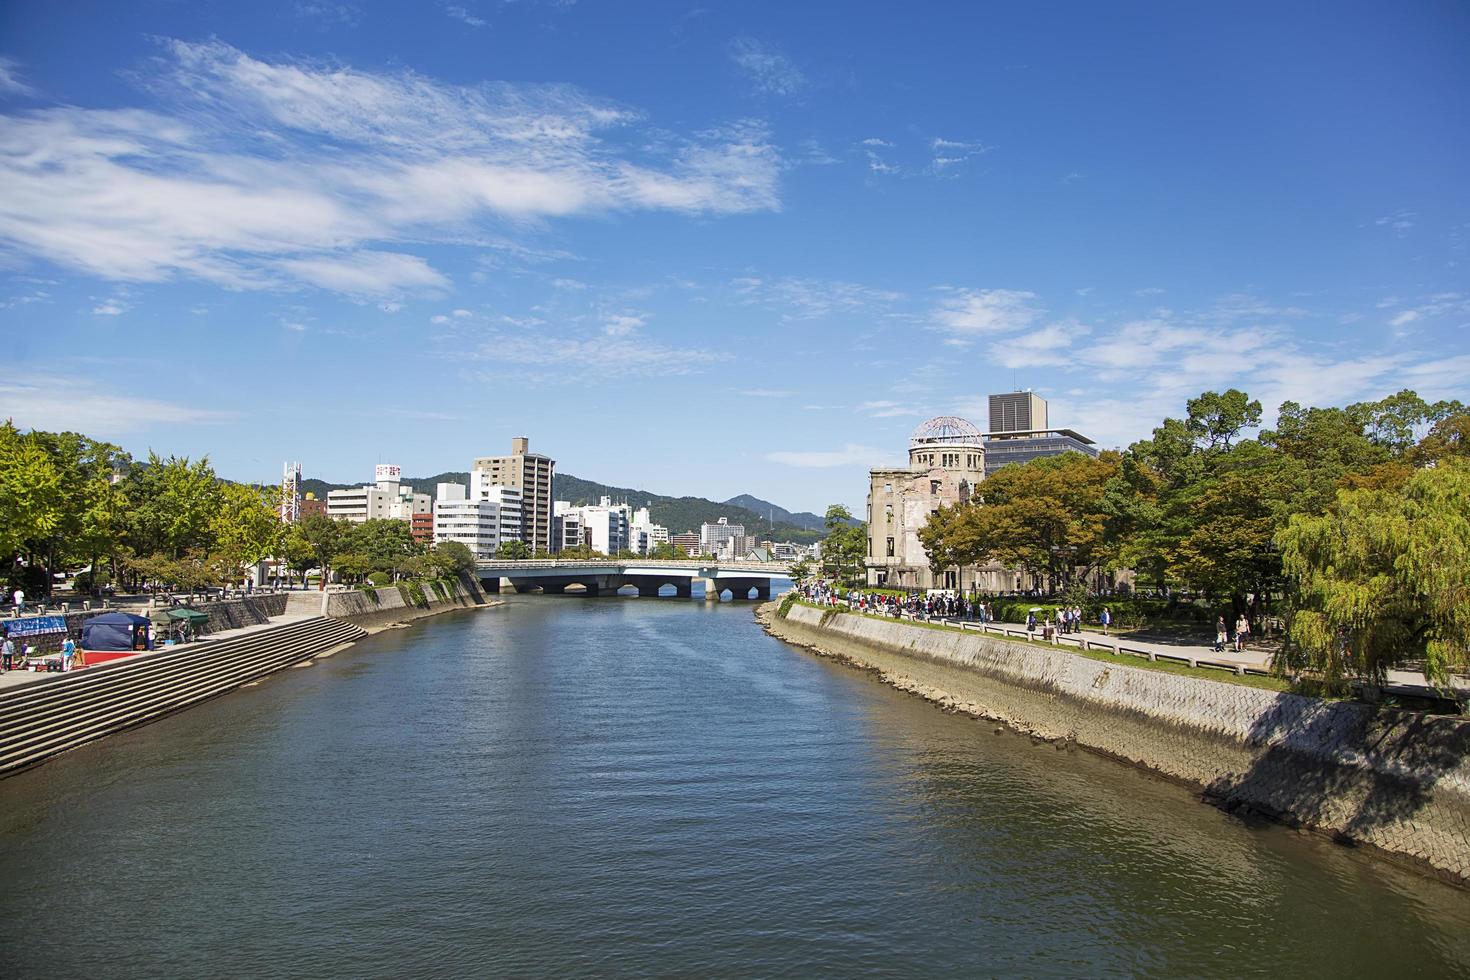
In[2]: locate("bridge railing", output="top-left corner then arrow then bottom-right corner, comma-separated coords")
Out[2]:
475,559 -> 794,574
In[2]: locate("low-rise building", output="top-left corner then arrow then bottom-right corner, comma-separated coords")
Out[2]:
433,482 -> 521,560
669,532 -> 700,556
327,465 -> 431,525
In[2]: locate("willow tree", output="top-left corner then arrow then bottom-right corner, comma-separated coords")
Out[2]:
1276,459 -> 1470,689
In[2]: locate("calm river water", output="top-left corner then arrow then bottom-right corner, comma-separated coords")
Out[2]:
2,598 -> 1468,977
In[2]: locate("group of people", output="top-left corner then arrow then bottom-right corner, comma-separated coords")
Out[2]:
1023,605 -> 1111,639
1215,615 -> 1252,653
0,630 -> 80,673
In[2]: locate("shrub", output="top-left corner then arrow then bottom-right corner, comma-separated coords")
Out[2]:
367,571 -> 391,587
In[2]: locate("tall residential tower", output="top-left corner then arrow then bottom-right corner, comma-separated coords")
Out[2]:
472,437 -> 555,554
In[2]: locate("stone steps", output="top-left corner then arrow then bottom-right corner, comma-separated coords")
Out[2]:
0,616 -> 366,777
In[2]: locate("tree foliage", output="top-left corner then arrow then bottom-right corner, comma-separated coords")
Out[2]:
1277,460 -> 1470,688
821,504 -> 867,585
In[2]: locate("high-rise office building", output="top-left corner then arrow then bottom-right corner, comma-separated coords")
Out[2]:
472,437 -> 555,554
988,390 -> 1049,433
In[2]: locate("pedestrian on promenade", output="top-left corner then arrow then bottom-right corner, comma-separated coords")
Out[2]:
61,636 -> 76,671
1099,606 -> 1111,634
1215,616 -> 1227,653
1,632 -> 13,671
1234,614 -> 1250,652
12,588 -> 23,615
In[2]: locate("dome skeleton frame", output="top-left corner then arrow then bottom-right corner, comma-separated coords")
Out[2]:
909,416 -> 984,448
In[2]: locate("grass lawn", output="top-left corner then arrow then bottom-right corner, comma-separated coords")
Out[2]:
786,598 -> 1291,693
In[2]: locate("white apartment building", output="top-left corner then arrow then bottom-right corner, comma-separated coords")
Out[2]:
554,501 -> 585,553
700,517 -> 745,556
553,497 -> 630,555
327,465 -> 431,524
433,482 -> 522,559
629,507 -> 669,556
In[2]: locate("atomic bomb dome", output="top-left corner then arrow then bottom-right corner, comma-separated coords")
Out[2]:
908,416 -> 984,448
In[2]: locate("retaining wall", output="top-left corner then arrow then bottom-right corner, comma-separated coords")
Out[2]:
767,602 -> 1470,886
325,576 -> 487,631
7,595 -> 289,656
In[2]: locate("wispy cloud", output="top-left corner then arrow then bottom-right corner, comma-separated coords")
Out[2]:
932,288 -> 1039,334
464,327 -> 728,381
928,136 -> 989,174
734,275 -> 900,319
766,443 -> 890,468
0,57 -> 33,96
0,40 -> 781,298
0,376 -> 229,434
442,3 -> 487,28
729,37 -> 805,96
91,296 -> 130,316
859,400 -> 926,418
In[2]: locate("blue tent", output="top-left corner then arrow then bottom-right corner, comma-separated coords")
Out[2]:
81,612 -> 153,652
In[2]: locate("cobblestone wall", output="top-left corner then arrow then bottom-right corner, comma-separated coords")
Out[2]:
771,603 -> 1470,886
325,576 -> 487,630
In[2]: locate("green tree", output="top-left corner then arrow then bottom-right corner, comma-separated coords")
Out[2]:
497,539 -> 531,560
345,519 -> 420,579
434,540 -> 477,576
649,542 -> 690,560
1277,459 -> 1470,689
0,421 -> 63,567
210,482 -> 282,584
125,452 -> 221,558
821,504 -> 867,586
280,525 -> 316,587
333,552 -> 372,585
295,514 -> 344,590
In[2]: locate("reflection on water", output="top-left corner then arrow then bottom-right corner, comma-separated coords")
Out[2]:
1,596 -> 1467,977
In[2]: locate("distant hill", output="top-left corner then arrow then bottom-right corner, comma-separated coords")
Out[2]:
721,494 -> 828,531
296,471 -> 826,544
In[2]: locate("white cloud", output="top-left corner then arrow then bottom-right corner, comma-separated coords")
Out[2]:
737,276 -> 900,319
451,308 -> 473,318
860,400 -> 926,418
466,328 -> 726,380
443,3 -> 487,28
275,251 -> 449,297
737,388 -> 793,398
729,37 -> 805,96
430,314 -> 451,324
92,297 -> 129,316
928,137 -> 989,173
860,137 -> 892,148
0,376 -> 228,435
603,312 -> 645,336
766,443 -> 890,468
0,40 -> 781,297
992,320 -> 1089,369
0,57 -> 33,96
933,288 -> 1040,334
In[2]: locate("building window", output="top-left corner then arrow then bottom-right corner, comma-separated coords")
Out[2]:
930,480 -> 941,495
884,503 -> 893,523
884,482 -> 892,494
886,537 -> 894,557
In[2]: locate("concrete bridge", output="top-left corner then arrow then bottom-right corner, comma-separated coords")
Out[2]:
475,559 -> 792,600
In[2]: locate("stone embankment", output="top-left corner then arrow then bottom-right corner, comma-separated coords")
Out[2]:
760,600 -> 1470,887
0,577 -> 497,777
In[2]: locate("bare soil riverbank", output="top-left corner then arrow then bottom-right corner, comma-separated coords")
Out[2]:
757,600 -> 1470,889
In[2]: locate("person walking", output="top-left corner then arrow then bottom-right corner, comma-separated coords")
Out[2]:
12,588 -> 23,615
1099,606 -> 1111,634
1,632 -> 13,671
1234,614 -> 1250,653
1026,610 -> 1037,637
1215,616 -> 1228,653
61,635 -> 76,672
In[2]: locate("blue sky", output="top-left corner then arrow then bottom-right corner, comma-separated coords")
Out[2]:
1,1 -> 1467,514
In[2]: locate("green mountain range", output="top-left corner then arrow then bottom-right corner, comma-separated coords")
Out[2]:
298,472 -> 828,544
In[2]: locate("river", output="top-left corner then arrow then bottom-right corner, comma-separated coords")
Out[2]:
2,598 -> 1467,977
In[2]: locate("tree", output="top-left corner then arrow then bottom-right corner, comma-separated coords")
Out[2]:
210,482 -> 282,584
649,542 -> 689,561
346,519 -> 419,579
125,452 -> 221,558
821,504 -> 867,585
296,514 -> 344,590
0,421 -> 63,565
920,452 -> 1121,591
1277,459 -> 1470,689
497,539 -> 531,561
279,525 -> 316,587
434,540 -> 477,576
